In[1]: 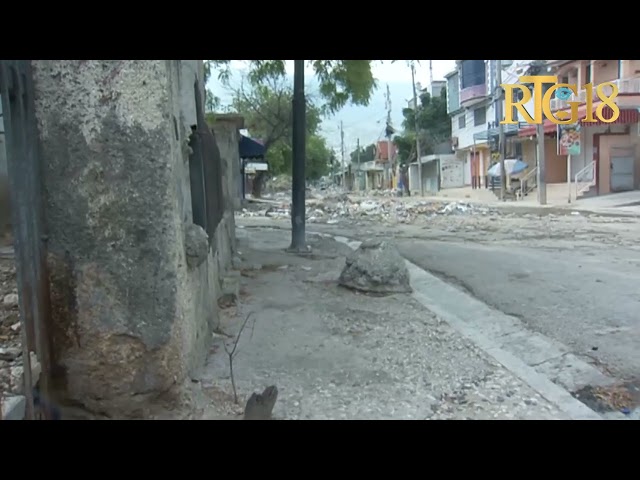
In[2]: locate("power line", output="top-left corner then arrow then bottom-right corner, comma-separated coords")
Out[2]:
340,120 -> 346,191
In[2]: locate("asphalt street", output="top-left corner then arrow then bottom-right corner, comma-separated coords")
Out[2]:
395,238 -> 640,383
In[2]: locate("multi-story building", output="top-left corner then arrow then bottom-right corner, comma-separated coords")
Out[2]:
446,60 -> 499,188
430,80 -> 446,99
447,59 -> 640,202
516,60 -> 640,199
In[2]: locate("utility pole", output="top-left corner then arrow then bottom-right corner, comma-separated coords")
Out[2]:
495,59 -> 506,200
537,123 -> 547,204
340,120 -> 346,192
289,60 -> 307,252
356,137 -> 361,192
429,60 -> 434,85
528,60 -> 548,205
411,62 -> 423,196
385,84 -> 393,189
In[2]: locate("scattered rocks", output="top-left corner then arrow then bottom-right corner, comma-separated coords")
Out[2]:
184,223 -> 210,269
0,346 -> 21,361
338,239 -> 412,294
238,191 -> 498,226
3,293 -> 18,307
1,258 -> 23,400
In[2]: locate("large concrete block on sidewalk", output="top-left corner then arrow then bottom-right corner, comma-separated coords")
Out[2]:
339,239 -> 412,294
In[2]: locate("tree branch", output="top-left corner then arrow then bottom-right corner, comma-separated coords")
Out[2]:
222,311 -> 257,404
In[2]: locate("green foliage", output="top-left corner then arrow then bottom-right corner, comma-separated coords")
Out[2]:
205,60 -> 387,182
228,73 -> 329,180
394,88 -> 451,165
206,60 -> 378,114
393,135 -> 416,168
203,61 -> 222,112
305,135 -> 332,179
349,143 -> 376,165
265,134 -> 331,180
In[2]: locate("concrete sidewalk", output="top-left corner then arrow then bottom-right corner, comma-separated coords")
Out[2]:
194,227 -> 572,420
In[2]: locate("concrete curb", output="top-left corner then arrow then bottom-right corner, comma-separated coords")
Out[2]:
325,234 -> 602,421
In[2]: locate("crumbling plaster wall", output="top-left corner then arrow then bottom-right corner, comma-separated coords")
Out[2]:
0,100 -> 9,239
32,60 -> 235,417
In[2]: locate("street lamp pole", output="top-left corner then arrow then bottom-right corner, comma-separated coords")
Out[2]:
289,60 -> 307,252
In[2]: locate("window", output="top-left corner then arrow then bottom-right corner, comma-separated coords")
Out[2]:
460,60 -> 486,89
458,115 -> 466,129
473,107 -> 486,127
561,76 -> 569,84
585,64 -> 592,83
514,142 -> 523,159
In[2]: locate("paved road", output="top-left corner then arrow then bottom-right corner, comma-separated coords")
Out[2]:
395,238 -> 640,383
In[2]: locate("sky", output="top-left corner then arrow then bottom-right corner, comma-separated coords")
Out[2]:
206,60 -> 457,157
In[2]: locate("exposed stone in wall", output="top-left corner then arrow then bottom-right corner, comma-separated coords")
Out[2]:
184,223 -> 209,268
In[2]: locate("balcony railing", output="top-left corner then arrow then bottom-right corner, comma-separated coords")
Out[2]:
574,161 -> 596,200
473,123 -> 522,142
549,77 -> 640,111
460,84 -> 488,105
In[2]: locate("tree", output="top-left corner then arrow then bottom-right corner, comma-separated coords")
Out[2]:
303,135 -> 332,180
208,60 -> 378,113
266,134 -> 331,181
228,74 -> 327,195
203,61 -> 222,112
349,143 -> 376,166
394,88 -> 451,166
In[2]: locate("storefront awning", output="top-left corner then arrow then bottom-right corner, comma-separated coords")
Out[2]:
239,135 -> 266,159
518,106 -> 639,137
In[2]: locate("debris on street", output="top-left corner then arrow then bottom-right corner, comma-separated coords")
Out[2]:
238,188 -> 640,249
1,245 -> 49,420
240,188 -> 499,225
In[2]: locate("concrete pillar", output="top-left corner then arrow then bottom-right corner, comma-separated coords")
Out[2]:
620,60 -> 629,79
0,99 -> 9,238
211,115 -> 243,211
31,60 -> 232,417
577,61 -> 584,89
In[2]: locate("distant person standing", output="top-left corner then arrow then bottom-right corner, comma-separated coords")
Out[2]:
400,165 -> 410,196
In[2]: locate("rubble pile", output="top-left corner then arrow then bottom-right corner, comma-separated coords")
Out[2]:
263,176 -> 291,194
366,189 -> 400,198
238,193 -> 500,225
0,256 -> 24,402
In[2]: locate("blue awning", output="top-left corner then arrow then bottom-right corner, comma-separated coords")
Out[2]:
239,135 -> 266,159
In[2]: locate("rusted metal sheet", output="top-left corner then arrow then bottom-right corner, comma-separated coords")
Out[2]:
189,80 -> 224,244
0,60 -> 54,420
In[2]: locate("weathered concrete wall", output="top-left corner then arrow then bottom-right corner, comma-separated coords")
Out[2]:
32,60 -> 235,417
212,116 -> 243,213
0,100 -> 9,240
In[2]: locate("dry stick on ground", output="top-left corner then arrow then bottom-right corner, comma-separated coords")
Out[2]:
222,311 -> 256,404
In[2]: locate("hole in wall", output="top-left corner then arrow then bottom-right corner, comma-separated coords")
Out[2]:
173,116 -> 179,141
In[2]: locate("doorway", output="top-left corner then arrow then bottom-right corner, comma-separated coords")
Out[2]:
610,146 -> 635,192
